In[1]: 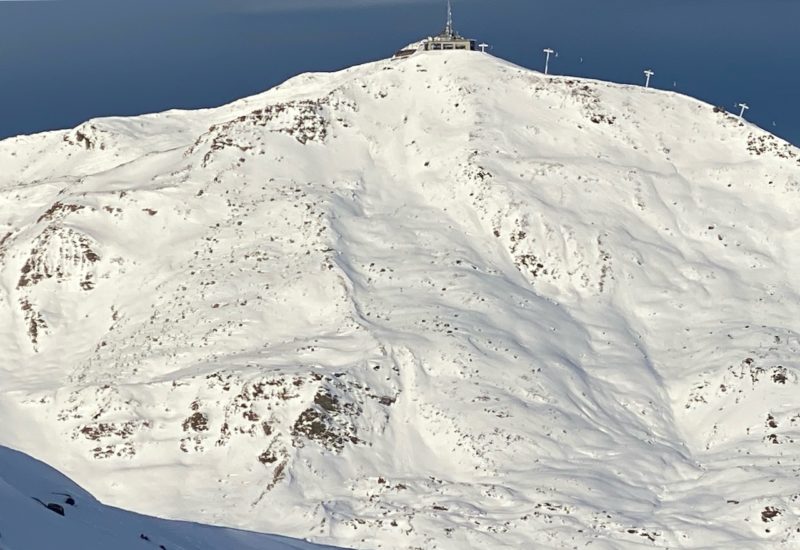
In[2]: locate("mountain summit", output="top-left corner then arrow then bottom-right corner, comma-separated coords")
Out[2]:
1,52 -> 799,549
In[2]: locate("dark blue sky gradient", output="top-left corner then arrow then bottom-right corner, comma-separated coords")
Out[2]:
1,0 -> 798,145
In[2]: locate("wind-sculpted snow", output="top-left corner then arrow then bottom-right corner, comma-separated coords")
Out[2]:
1,52 -> 799,549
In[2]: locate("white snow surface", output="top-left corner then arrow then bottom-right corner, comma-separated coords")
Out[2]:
0,445 -> 341,550
1,51 -> 800,549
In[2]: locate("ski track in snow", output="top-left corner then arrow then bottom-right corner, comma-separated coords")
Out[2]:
1,52 -> 799,549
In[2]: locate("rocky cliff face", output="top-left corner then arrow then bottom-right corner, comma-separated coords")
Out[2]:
1,51 -> 799,549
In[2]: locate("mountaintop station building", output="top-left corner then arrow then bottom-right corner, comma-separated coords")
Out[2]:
393,1 -> 477,59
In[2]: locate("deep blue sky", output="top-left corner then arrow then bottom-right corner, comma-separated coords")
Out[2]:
1,0 -> 798,145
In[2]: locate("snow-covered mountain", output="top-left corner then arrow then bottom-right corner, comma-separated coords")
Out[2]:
1,51 -> 799,549
0,444 -> 340,550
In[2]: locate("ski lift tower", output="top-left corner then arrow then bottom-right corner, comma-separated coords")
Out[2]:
543,48 -> 555,75
644,69 -> 654,88
738,103 -> 750,119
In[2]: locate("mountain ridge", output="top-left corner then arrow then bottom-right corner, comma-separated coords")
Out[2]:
0,444 -> 343,550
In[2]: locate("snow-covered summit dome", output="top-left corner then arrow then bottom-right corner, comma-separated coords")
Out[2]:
1,51 -> 799,550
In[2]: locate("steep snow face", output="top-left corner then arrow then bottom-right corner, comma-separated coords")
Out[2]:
1,51 -> 799,549
0,445 -> 341,550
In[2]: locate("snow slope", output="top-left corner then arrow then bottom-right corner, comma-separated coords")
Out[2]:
1,51 -> 799,549
0,445 -> 340,550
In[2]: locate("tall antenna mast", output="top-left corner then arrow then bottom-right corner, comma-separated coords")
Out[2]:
446,0 -> 454,37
